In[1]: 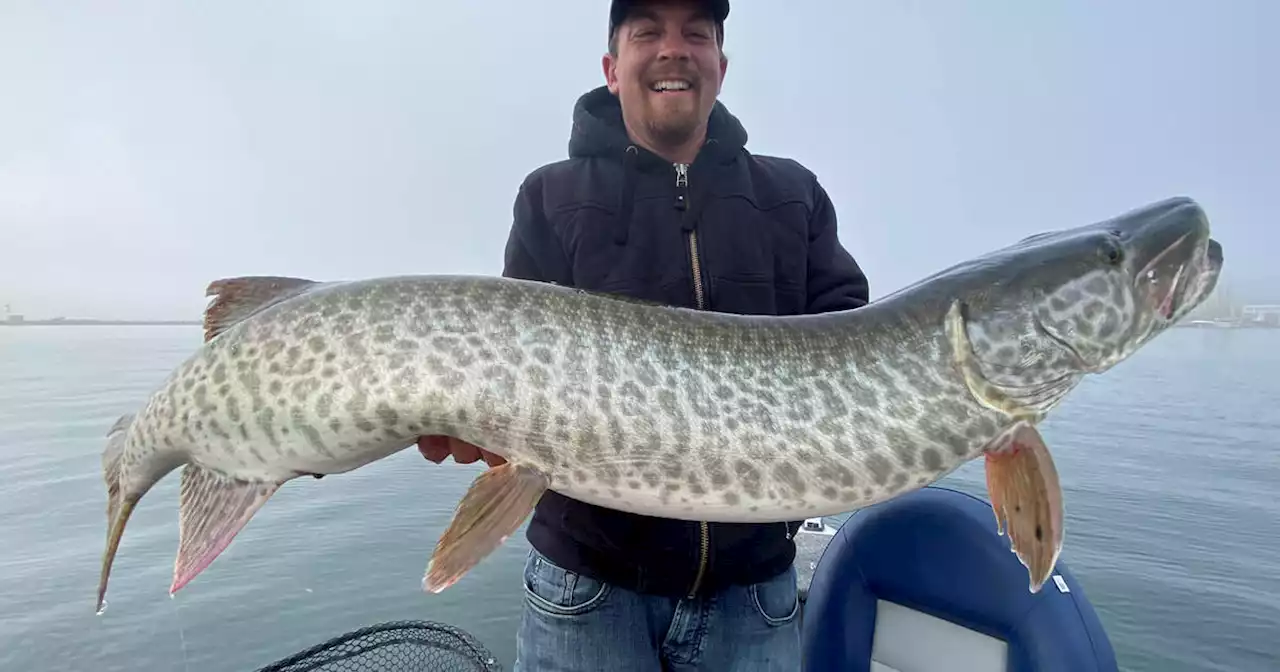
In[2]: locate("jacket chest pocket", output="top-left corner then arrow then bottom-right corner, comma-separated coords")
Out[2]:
554,203 -> 688,295
700,198 -> 810,288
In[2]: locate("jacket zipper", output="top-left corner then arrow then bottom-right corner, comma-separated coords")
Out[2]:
675,161 -> 711,598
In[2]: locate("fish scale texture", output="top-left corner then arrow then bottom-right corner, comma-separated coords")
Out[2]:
96,196 -> 1221,614
253,620 -> 502,672
139,273 -> 1007,524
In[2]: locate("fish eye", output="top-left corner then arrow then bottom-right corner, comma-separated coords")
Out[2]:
1100,240 -> 1124,265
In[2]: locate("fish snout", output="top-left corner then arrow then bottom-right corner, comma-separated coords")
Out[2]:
1206,238 -> 1223,270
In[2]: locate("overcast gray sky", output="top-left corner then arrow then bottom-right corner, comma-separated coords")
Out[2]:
1,1 -> 1274,320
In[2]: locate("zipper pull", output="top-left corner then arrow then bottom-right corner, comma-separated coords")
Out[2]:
674,163 -> 688,211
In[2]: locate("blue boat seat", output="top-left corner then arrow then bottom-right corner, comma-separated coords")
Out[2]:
800,486 -> 1118,672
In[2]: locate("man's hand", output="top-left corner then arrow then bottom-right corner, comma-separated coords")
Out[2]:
417,435 -> 507,468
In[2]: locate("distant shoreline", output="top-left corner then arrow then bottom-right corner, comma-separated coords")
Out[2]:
0,320 -> 200,327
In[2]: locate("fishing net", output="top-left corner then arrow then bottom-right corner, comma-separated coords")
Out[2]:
254,620 -> 503,672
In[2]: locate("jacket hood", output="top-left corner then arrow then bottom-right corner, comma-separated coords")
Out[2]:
565,85 -> 748,246
566,85 -> 748,166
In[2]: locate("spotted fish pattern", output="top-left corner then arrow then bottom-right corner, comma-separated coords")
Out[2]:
116,274 -> 1001,521
97,195 -> 1223,610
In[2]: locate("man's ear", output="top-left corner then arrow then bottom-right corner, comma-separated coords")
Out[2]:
602,53 -> 620,94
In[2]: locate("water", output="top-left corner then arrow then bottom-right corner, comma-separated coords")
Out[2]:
0,326 -> 1276,671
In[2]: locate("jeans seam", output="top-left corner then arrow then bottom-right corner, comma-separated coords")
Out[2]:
750,582 -> 799,626
524,581 -> 611,617
523,555 -> 612,618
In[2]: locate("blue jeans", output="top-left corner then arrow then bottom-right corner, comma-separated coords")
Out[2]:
513,548 -> 802,671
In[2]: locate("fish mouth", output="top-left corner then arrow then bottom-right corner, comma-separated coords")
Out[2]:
1123,197 -> 1216,324
1137,232 -> 1192,322
1206,237 -> 1224,270
1186,237 -> 1224,313
1138,233 -> 1223,324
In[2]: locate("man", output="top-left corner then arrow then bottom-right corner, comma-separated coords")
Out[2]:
418,0 -> 869,668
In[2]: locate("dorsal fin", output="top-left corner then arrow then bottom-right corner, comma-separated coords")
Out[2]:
203,276 -> 319,342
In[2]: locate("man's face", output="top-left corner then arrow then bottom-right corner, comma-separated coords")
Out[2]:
604,0 -> 727,150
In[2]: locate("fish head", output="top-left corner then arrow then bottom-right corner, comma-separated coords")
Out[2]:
1032,196 -> 1220,371
956,197 -> 1221,401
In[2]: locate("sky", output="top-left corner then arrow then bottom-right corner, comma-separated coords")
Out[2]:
0,0 -> 1275,320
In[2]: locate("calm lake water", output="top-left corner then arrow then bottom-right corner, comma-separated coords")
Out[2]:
0,326 -> 1276,671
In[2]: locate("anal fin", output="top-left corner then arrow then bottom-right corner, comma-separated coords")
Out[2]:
983,421 -> 1064,594
423,463 -> 548,593
172,465 -> 282,595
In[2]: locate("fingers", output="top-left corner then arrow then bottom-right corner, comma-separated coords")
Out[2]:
450,440 -> 484,465
418,436 -> 450,463
417,435 -> 506,468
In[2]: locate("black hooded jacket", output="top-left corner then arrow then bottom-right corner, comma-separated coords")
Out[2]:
503,85 -> 870,597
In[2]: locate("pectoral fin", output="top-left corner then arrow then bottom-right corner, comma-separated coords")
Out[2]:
171,465 -> 282,596
423,463 -> 548,593
983,421 -> 1064,593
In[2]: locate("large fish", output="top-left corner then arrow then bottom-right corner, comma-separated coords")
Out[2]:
95,196 -> 1222,613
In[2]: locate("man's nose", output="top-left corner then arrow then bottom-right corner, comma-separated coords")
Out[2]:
654,32 -> 693,60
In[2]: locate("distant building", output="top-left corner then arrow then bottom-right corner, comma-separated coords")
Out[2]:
1240,305 -> 1280,327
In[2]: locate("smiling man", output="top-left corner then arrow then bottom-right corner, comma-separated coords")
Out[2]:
417,0 -> 869,669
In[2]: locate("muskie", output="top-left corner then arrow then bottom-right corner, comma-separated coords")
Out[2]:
95,196 -> 1222,613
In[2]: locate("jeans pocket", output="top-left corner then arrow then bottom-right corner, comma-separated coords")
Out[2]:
749,564 -> 799,627
522,550 -> 611,618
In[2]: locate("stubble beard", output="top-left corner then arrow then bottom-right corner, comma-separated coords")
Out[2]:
648,118 -> 698,149
644,101 -> 706,154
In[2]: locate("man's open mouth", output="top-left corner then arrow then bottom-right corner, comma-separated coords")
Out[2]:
650,79 -> 693,92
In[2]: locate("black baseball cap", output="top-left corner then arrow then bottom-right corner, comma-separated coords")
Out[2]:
608,0 -> 730,40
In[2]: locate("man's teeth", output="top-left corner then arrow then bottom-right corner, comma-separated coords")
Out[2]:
651,80 -> 691,91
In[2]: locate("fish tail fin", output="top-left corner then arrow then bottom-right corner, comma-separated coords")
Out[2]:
170,465 -> 283,596
97,413 -> 137,614
102,413 -> 133,527
983,421 -> 1065,594
423,463 -> 548,593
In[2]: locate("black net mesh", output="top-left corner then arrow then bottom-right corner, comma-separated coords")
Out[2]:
253,620 -> 503,672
